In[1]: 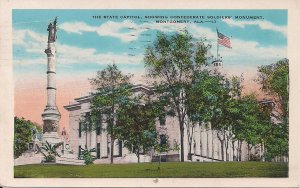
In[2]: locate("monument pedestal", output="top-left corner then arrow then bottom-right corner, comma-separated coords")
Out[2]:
42,132 -> 62,145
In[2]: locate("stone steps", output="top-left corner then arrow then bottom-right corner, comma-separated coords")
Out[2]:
14,155 -> 43,166
94,154 -> 151,164
56,156 -> 85,165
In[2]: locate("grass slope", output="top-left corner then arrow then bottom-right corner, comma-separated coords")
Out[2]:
14,162 -> 288,178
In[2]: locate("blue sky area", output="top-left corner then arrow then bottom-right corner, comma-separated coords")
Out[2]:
13,9 -> 287,78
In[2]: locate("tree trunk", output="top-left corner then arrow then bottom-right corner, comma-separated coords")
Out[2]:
260,143 -> 263,161
95,130 -> 98,158
261,143 -> 265,162
211,129 -> 214,161
247,143 -> 251,161
232,140 -> 235,161
238,141 -> 242,161
85,128 -> 88,149
217,132 -> 225,161
236,140 -> 239,161
225,139 -> 229,161
137,148 -> 140,163
220,140 -> 224,161
159,154 -> 161,168
110,136 -> 114,164
180,125 -> 185,162
207,131 -> 209,158
110,88 -> 115,164
199,125 -> 202,156
187,125 -> 194,161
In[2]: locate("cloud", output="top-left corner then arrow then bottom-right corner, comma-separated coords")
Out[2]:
13,28 -> 143,66
223,19 -> 287,36
56,43 -> 143,65
60,20 -> 141,42
13,29 -> 47,55
216,37 -> 286,85
14,58 -> 45,65
14,22 -> 287,79
59,22 -> 96,34
60,20 -> 192,42
220,38 -> 286,64
96,20 -> 141,42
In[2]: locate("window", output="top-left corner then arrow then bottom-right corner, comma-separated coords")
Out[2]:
118,140 -> 122,156
78,122 -> 82,137
96,126 -> 101,135
78,145 -> 81,159
107,144 -> 110,155
85,112 -> 91,117
160,134 -> 167,146
97,143 -> 100,159
96,115 -> 102,135
159,115 -> 166,126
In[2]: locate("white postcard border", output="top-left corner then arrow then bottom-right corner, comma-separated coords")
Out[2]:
0,0 -> 299,187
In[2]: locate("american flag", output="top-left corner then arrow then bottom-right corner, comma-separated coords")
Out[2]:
217,30 -> 231,48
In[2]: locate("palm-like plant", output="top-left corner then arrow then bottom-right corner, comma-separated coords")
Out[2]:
80,147 -> 96,165
37,141 -> 63,163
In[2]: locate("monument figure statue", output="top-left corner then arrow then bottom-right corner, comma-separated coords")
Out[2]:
47,17 -> 57,42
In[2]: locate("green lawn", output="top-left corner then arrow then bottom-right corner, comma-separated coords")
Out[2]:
14,162 -> 288,178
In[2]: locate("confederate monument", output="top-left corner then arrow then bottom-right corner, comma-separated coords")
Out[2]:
41,17 -> 61,144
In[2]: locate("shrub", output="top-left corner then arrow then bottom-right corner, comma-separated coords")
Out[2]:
80,148 -> 96,165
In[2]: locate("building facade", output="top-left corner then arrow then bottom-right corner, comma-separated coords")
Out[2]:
64,84 -> 256,163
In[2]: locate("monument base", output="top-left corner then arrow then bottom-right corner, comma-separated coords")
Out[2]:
42,132 -> 62,145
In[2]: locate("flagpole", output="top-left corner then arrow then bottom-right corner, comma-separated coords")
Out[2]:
216,28 -> 219,60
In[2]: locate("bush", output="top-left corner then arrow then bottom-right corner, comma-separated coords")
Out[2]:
250,154 -> 260,161
37,141 -> 62,163
80,148 -> 96,165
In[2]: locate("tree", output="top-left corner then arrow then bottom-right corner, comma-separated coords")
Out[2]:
89,63 -> 132,164
154,133 -> 171,169
223,75 -> 244,161
115,95 -> 157,163
144,30 -> 211,161
78,112 -> 94,150
14,117 -> 41,158
186,70 -> 235,161
258,58 -> 289,119
257,58 -> 289,160
229,94 -> 272,161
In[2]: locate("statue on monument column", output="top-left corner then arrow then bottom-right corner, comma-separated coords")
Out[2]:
47,17 -> 57,42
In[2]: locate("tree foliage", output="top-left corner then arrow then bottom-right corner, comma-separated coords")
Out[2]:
257,58 -> 289,160
88,63 -> 132,164
115,95 -> 158,163
258,58 -> 289,118
186,70 -> 234,160
14,117 -> 41,158
144,29 -> 211,161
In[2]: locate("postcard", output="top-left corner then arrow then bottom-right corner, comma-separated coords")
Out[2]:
0,0 -> 299,187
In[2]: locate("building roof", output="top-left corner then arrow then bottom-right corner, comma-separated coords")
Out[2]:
64,84 -> 154,111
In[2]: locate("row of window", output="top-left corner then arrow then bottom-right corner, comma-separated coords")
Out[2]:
78,141 -> 123,159
78,122 -> 101,137
77,135 -> 168,159
214,62 -> 222,67
78,114 -> 166,137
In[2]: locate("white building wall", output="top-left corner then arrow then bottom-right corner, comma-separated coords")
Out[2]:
68,111 -> 81,157
65,86 -> 257,163
200,124 -> 207,157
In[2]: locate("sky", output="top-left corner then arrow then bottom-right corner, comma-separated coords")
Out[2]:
13,9 -> 287,131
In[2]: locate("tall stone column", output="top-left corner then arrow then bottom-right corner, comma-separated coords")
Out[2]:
41,17 -> 61,140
